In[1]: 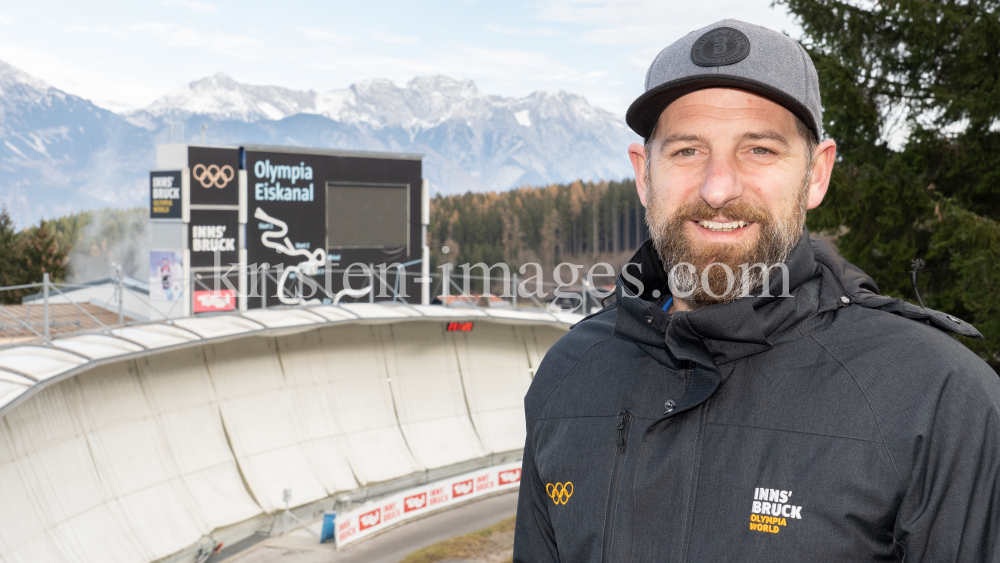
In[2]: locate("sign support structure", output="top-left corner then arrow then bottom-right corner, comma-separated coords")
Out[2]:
238,169 -> 248,312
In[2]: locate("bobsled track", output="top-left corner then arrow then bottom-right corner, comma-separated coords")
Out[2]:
0,304 -> 576,563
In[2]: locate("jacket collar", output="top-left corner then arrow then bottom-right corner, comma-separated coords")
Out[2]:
614,230 -> 853,366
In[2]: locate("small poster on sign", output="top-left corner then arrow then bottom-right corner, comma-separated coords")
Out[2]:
150,170 -> 183,219
149,251 -> 184,301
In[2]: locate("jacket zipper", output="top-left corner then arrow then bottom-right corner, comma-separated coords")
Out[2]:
602,409 -> 632,563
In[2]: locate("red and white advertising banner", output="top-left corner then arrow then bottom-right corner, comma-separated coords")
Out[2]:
334,461 -> 522,547
193,289 -> 236,313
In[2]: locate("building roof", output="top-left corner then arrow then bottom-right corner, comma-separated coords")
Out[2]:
0,303 -> 137,344
21,277 -> 149,302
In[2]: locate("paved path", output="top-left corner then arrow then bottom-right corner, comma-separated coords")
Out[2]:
225,490 -> 518,563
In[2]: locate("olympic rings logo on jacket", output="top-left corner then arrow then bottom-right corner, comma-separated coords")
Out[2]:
546,482 -> 573,505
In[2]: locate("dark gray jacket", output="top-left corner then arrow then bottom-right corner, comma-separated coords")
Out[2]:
514,234 -> 1000,562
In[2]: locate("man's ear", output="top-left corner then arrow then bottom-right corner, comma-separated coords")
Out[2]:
628,142 -> 649,207
806,139 -> 837,210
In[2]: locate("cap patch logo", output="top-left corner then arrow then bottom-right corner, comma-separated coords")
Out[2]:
691,27 -> 750,67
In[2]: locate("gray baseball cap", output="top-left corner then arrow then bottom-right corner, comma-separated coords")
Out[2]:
626,19 -> 822,142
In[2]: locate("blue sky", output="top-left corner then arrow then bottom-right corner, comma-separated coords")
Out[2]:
0,0 -> 800,115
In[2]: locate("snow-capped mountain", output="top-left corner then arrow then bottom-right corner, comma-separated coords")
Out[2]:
0,60 -> 153,227
0,61 -> 638,228
127,73 -> 638,194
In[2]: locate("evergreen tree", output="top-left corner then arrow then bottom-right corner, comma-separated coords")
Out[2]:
0,207 -> 21,296
19,220 -> 68,285
779,0 -> 1000,368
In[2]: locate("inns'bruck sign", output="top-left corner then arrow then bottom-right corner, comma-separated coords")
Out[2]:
150,171 -> 183,219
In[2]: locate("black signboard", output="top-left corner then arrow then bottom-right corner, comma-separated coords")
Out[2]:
189,209 -> 240,268
245,148 -> 423,270
188,146 -> 240,206
150,170 -> 182,219
246,150 -> 326,268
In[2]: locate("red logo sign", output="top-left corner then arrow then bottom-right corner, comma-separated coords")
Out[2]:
193,289 -> 235,312
358,508 -> 381,531
452,479 -> 474,498
404,492 -> 427,512
499,468 -> 521,485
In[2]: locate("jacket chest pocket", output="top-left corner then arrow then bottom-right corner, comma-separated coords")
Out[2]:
677,424 -> 899,562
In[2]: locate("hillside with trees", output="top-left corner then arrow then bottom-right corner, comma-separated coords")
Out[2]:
428,179 -> 646,288
0,206 -> 147,304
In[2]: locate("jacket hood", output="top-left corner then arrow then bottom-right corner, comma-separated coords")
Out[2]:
612,230 -> 982,368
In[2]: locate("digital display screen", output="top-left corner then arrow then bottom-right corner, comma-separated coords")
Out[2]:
327,184 -> 408,249
446,321 -> 474,332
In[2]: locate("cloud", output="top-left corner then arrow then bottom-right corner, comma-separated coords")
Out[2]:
161,0 -> 218,12
531,0 -> 800,45
67,25 -> 128,38
369,30 -> 421,44
0,15 -> 10,24
0,42 -> 166,110
306,43 -> 605,99
486,24 -> 562,37
130,22 -> 263,58
296,27 -> 352,46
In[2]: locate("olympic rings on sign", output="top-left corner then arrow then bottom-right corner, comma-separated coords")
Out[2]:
192,164 -> 234,188
546,482 -> 573,505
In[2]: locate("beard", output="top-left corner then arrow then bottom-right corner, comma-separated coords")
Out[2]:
646,177 -> 809,307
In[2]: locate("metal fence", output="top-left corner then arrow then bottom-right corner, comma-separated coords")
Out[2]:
0,264 -> 613,350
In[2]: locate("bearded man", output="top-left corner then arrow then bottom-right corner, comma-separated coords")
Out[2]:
514,20 -> 1000,562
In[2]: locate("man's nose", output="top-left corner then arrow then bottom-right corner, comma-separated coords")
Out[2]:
699,153 -> 743,209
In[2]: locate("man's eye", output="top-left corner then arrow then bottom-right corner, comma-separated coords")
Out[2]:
679,148 -> 697,156
752,147 -> 770,155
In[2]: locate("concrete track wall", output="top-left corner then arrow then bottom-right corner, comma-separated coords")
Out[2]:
0,310 -> 570,563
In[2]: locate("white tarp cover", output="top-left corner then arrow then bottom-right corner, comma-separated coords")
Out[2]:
0,374 -> 31,412
134,350 -> 262,529
1,369 -> 177,563
454,324 -> 535,453
0,346 -> 87,381
241,308 -> 326,328
111,325 -> 199,349
382,323 -> 486,469
276,327 -> 419,486
53,334 -> 143,360
270,330 -> 361,494
0,309 -> 571,563
204,337 -> 332,513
